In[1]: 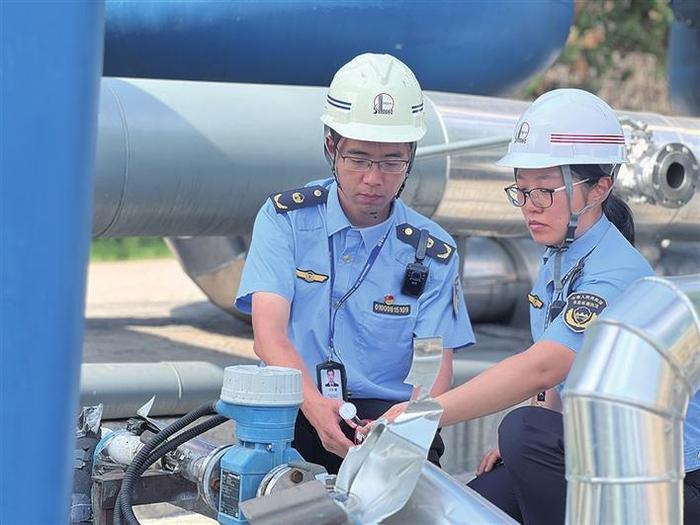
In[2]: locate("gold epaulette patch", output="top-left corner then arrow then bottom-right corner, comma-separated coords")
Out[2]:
270,185 -> 328,213
395,223 -> 455,264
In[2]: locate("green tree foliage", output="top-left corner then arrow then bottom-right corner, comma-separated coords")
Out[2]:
91,237 -> 172,261
524,0 -> 673,96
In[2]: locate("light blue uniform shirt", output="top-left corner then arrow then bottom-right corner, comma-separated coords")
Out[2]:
530,214 -> 700,472
236,178 -> 475,401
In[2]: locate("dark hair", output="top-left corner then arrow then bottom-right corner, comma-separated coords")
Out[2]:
570,164 -> 635,245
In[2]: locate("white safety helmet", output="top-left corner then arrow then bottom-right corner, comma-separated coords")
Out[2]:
498,88 -> 627,169
321,53 -> 427,143
499,89 -> 627,249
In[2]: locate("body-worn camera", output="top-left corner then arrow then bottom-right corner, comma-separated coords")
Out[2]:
402,262 -> 429,297
401,228 -> 430,298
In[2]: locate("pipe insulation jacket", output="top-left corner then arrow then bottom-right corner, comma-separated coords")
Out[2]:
562,274 -> 700,524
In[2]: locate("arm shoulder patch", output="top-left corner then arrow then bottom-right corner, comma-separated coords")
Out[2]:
395,223 -> 455,264
563,292 -> 607,333
269,185 -> 328,213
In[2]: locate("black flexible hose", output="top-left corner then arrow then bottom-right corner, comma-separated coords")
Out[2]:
113,402 -> 218,525
116,414 -> 228,525
145,415 -> 228,468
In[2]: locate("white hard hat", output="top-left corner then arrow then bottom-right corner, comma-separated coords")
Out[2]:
321,53 -> 427,143
498,89 -> 627,169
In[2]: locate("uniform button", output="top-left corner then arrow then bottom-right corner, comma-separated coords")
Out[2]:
342,255 -> 351,263
697,451 -> 700,461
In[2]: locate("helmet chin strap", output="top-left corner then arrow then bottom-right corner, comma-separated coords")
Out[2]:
395,142 -> 417,198
551,165 -> 616,316
328,134 -> 343,189
571,184 -> 613,217
550,165 -> 577,322
561,164 -> 578,248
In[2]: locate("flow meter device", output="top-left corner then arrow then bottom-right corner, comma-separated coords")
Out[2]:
215,365 -> 304,525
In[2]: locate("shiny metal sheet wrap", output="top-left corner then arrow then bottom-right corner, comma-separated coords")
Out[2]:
562,274 -> 700,524
426,92 -> 700,242
94,78 -> 699,240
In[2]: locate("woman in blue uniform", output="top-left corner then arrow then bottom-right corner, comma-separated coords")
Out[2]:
378,89 -> 700,524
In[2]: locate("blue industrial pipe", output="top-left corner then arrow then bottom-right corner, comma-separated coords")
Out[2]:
669,0 -> 700,116
103,0 -> 574,95
0,2 -> 104,523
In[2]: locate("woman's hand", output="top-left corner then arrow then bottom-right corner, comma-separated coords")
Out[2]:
358,401 -> 409,435
476,447 -> 502,476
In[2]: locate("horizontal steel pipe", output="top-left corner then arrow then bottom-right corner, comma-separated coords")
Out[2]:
385,461 -> 517,524
94,78 -> 699,240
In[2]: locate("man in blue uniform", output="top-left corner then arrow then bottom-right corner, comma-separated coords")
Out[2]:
235,53 -> 475,473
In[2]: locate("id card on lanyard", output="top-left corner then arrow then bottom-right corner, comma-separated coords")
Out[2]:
318,227 -> 391,401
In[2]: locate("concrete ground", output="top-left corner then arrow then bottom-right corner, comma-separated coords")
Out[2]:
83,258 -> 531,523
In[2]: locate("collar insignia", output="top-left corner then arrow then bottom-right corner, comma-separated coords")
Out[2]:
528,293 -> 544,309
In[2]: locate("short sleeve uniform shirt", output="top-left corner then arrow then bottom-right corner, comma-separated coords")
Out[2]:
529,214 -> 700,472
236,178 -> 475,401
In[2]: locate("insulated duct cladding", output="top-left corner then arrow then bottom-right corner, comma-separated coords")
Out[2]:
91,79 -> 700,323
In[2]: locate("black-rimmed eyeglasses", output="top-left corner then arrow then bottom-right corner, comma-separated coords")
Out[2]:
338,152 -> 410,174
504,178 -> 589,209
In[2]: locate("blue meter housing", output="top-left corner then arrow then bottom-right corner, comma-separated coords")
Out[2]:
215,399 -> 303,525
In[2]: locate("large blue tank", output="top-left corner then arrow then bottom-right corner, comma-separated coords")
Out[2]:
104,0 -> 574,95
669,0 -> 700,116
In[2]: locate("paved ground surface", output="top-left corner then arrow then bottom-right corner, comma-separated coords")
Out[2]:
83,258 -> 532,522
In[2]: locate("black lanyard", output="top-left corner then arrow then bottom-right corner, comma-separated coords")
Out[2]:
326,227 -> 391,361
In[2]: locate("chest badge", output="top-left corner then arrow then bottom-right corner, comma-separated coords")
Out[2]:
373,294 -> 410,316
563,292 -> 607,333
295,268 -> 329,283
528,293 -> 544,309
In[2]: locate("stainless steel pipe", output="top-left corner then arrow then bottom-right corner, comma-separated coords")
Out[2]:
385,461 -> 517,524
94,78 -> 699,240
562,274 -> 700,524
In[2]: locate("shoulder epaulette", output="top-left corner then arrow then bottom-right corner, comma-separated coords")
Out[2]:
269,185 -> 328,213
395,223 -> 455,264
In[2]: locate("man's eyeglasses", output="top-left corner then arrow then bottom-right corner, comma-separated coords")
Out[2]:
338,152 -> 410,174
504,178 -> 589,209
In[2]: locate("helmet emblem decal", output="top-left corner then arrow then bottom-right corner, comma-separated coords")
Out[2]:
373,93 -> 395,115
514,122 -> 530,144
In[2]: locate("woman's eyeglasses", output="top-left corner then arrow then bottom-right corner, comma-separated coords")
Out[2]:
504,178 -> 589,209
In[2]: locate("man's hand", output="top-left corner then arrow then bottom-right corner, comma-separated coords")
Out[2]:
302,396 -> 355,457
476,447 -> 502,476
